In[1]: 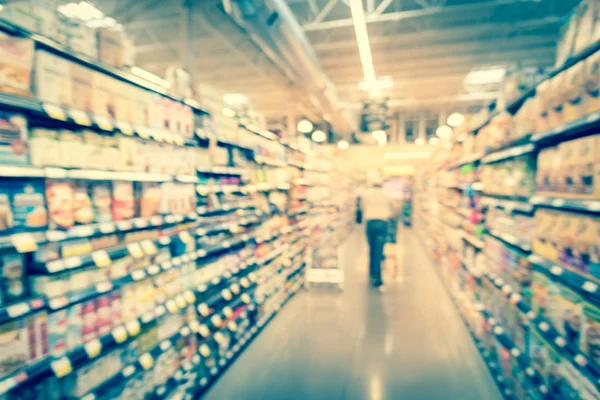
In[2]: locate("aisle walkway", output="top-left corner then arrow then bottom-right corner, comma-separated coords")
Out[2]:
204,227 -> 502,400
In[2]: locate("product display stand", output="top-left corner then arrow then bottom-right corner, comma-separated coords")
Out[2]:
415,18 -> 600,399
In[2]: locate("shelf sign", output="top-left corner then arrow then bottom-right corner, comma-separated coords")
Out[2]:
141,240 -> 158,255
116,121 -> 133,136
127,243 -> 144,259
70,109 -> 92,126
139,353 -> 154,370
11,233 -> 37,253
94,115 -> 113,131
43,104 -> 67,121
111,326 -> 128,343
84,339 -> 102,358
126,320 -> 141,337
50,357 -> 73,378
91,250 -> 111,268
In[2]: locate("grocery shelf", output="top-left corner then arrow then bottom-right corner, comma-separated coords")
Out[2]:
486,230 -> 532,253
481,197 -> 534,214
528,254 -> 600,297
461,232 -> 485,250
0,19 -> 209,115
445,152 -> 483,170
480,143 -> 535,165
529,195 -> 600,214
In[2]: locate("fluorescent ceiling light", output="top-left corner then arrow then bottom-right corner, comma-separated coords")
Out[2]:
223,93 -> 248,105
0,5 -> 5,12
384,152 -> 430,160
297,119 -> 313,133
349,0 -> 376,86
312,130 -> 326,143
436,125 -> 452,138
359,76 -> 393,91
58,1 -> 103,21
415,138 -> 425,145
222,108 -> 236,117
447,112 -> 465,127
464,66 -> 506,85
338,140 -> 349,150
131,67 -> 170,89
429,137 -> 439,145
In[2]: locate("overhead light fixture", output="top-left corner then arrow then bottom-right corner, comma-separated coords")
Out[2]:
415,138 -> 425,145
338,140 -> 349,150
384,152 -> 430,160
297,119 -> 313,133
447,112 -> 465,127
131,67 -> 170,89
359,76 -> 393,91
223,93 -> 248,105
429,137 -> 439,145
58,1 -> 104,21
350,0 -> 376,86
312,130 -> 326,143
371,129 -> 386,144
464,66 -> 506,85
436,125 -> 453,138
222,108 -> 236,117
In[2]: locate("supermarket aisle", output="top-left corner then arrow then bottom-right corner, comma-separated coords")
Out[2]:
204,227 -> 502,400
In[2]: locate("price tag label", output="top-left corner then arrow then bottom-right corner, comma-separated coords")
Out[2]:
241,294 -> 251,304
43,104 -> 67,121
65,256 -> 82,269
126,320 -> 141,337
228,321 -> 238,332
211,315 -> 223,327
46,230 -> 67,242
147,264 -> 160,276
214,332 -> 225,344
199,325 -> 211,338
161,261 -> 173,270
131,269 -> 147,281
175,295 -> 186,309
11,233 -> 37,253
116,121 -> 133,136
583,281 -> 598,293
160,340 -> 171,351
111,326 -> 128,343
223,307 -> 233,318
91,250 -> 111,268
184,291 -> 196,304
230,284 -> 240,295
550,265 -> 564,276
98,222 -> 116,234
50,357 -> 72,377
6,302 -> 30,319
117,220 -> 133,231
70,109 -> 92,126
173,135 -> 185,146
155,305 -> 166,316
140,240 -> 158,256
94,115 -> 113,131
139,353 -> 154,370
199,344 -> 211,357
240,278 -> 250,288
84,339 -> 102,358
221,289 -> 233,301
133,218 -> 149,229
198,303 -> 210,317
166,300 -> 178,313
122,365 -> 136,378
150,215 -> 163,226
248,273 -> 257,282
127,243 -> 144,259
197,249 -> 207,258
223,240 -> 231,249
49,296 -> 68,310
136,126 -> 151,139
163,133 -> 174,144
172,257 -> 182,267
181,254 -> 191,263
95,281 -> 113,293
179,231 -> 193,244
180,326 -> 191,337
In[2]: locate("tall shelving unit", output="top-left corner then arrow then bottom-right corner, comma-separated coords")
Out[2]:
414,5 -> 600,399
0,16 -> 348,400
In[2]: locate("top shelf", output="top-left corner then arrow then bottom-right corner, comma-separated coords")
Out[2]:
0,18 -> 209,115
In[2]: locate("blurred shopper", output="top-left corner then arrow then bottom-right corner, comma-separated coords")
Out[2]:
360,179 -> 394,289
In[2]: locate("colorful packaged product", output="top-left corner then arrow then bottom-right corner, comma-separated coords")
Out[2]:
91,182 -> 113,223
0,253 -> 27,305
81,300 -> 96,343
10,179 -> 48,231
0,34 -> 34,97
0,112 -> 28,165
46,180 -> 75,230
47,310 -> 67,356
112,181 -> 135,221
136,182 -> 161,218
0,318 -> 30,376
73,182 -> 94,225
66,304 -> 83,350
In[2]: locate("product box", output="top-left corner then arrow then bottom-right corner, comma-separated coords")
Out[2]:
0,111 -> 28,165
97,28 -> 123,68
0,33 -> 35,97
73,182 -> 94,225
0,318 -> 30,376
91,71 -> 114,118
136,182 -> 161,218
58,130 -> 88,168
47,310 -> 67,356
33,50 -> 72,106
564,62 -> 586,123
112,181 -> 135,221
29,128 -> 60,167
0,253 -> 27,306
71,63 -> 93,112
46,180 -> 75,230
10,179 -> 48,232
91,182 -> 112,223
66,303 -> 83,350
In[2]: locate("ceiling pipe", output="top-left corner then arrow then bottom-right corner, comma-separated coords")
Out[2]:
221,0 -> 354,133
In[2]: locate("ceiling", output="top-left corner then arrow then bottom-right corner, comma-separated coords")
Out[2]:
101,0 -> 579,137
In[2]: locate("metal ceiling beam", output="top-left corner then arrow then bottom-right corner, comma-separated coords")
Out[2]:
312,17 -> 561,51
374,0 -> 394,14
313,0 -> 339,23
321,41 -> 555,68
341,92 -> 500,109
304,0 -> 544,31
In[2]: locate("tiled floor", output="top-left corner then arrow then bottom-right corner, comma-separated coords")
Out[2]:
203,226 -> 503,400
